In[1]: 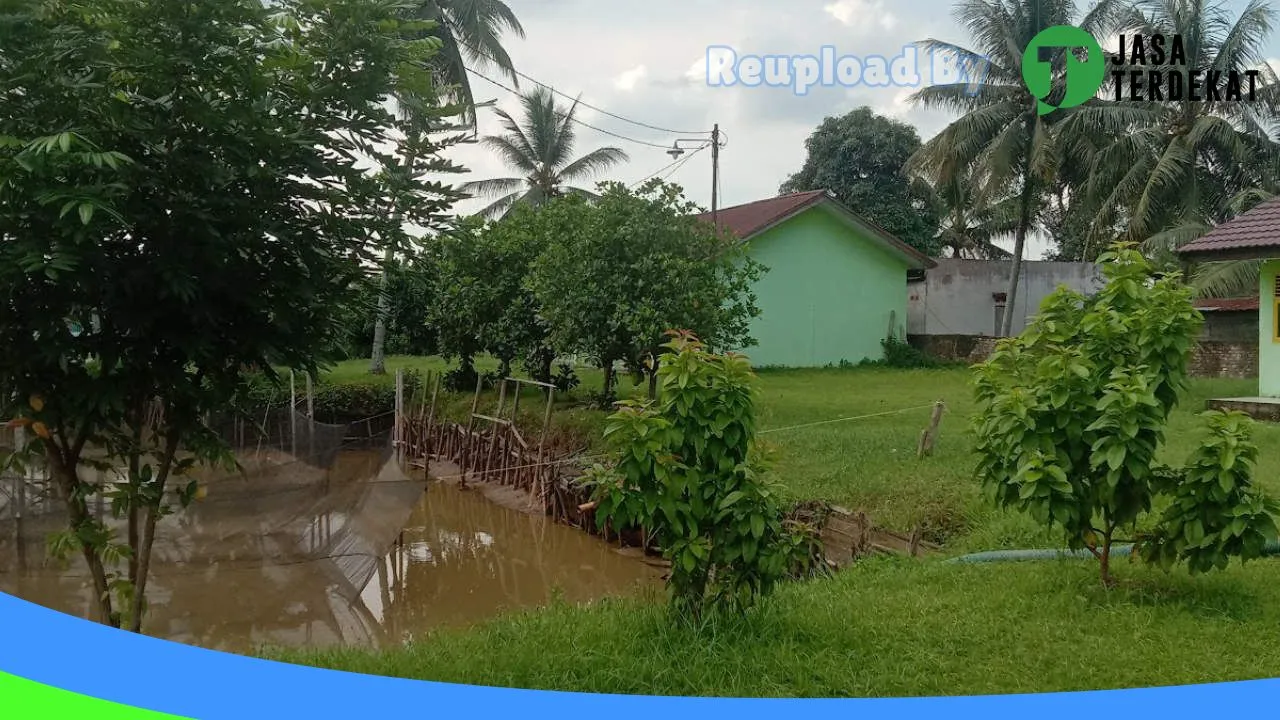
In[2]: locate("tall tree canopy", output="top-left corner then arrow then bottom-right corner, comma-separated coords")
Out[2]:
781,107 -> 942,256
415,0 -> 525,127
907,0 -> 1123,336
461,87 -> 630,219
528,180 -> 763,401
0,0 -> 462,631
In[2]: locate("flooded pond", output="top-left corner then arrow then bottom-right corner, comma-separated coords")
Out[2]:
0,448 -> 660,654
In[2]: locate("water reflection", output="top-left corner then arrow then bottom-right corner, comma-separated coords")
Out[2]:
0,449 -> 658,654
366,477 -> 661,643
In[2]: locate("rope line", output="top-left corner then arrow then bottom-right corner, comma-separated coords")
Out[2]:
459,41 -> 712,137
757,404 -> 939,435
465,67 -> 674,150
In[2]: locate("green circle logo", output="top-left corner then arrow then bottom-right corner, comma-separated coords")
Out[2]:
1022,25 -> 1105,115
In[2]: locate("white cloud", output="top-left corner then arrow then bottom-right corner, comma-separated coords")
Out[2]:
823,0 -> 897,32
613,64 -> 648,91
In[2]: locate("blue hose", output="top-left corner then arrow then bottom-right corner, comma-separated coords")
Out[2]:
949,541 -> 1280,564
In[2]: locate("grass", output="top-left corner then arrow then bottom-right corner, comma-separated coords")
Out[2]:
276,357 -> 1280,696
278,556 -> 1280,697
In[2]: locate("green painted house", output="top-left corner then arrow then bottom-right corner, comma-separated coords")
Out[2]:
697,190 -> 935,368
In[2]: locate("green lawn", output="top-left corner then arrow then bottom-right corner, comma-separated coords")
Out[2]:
280,557 -> 1280,697
281,358 -> 1280,696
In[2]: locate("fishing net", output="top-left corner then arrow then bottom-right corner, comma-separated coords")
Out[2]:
0,405 -> 427,640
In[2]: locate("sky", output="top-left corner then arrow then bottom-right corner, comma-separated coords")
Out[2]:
443,0 -> 1277,261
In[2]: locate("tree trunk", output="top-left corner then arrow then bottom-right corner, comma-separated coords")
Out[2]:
537,350 -> 554,385
128,431 -> 182,633
370,247 -> 393,375
999,141 -> 1038,338
602,360 -> 615,400
647,358 -> 660,400
46,446 -> 116,627
1099,524 -> 1117,589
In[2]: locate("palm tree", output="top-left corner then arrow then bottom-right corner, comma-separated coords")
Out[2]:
926,167 -> 1017,259
906,0 -> 1124,337
415,0 -> 526,128
460,87 -> 630,218
1074,0 -> 1280,247
370,1 -> 524,375
1147,187 -> 1275,297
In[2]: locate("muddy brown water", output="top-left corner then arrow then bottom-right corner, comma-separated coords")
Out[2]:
0,449 -> 660,654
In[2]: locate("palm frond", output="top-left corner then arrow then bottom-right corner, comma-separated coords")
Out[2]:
557,146 -> 629,183
1192,259 -> 1265,298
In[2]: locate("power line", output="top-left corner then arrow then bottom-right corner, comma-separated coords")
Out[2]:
465,67 -> 676,150
631,144 -> 706,188
460,42 -> 712,137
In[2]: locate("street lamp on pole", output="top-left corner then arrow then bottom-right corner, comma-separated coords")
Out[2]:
665,124 -> 724,228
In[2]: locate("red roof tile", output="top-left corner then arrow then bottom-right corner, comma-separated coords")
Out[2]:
693,190 -> 935,269
1178,196 -> 1280,257
694,190 -> 828,239
1194,297 -> 1259,312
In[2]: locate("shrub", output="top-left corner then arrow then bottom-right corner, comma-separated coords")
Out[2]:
972,243 -> 1278,586
582,331 -> 815,622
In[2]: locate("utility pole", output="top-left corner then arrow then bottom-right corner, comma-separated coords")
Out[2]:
667,125 -> 725,226
711,123 -> 720,228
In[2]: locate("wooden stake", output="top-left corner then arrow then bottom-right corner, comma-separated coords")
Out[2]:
395,368 -> 404,457
917,400 -> 946,458
425,372 -> 441,463
460,373 -> 482,487
532,386 -> 555,511
289,370 -> 297,458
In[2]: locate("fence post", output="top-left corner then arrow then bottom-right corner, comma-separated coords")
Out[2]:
306,372 -> 315,461
533,387 -> 555,512
290,370 -> 297,459
395,368 -> 405,459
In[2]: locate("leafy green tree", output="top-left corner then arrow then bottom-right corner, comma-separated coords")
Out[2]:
369,0 -> 523,372
908,0 -> 1122,336
460,87 -> 630,219
583,332 -> 813,622
0,0 -> 461,631
781,107 -> 941,256
972,244 -> 1278,586
529,180 -> 763,402
431,207 -> 557,380
340,255 -> 438,361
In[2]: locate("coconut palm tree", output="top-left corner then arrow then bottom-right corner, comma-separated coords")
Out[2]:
906,0 -> 1125,337
926,167 -> 1018,259
1074,0 -> 1280,247
460,87 -> 630,219
1146,187 -> 1275,298
415,0 -> 526,127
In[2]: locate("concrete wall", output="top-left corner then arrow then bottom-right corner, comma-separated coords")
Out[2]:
908,260 -> 1105,337
1201,311 -> 1258,343
909,334 -> 1259,379
1261,261 -> 1280,397
742,204 -> 909,367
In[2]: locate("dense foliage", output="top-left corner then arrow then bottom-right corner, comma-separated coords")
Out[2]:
0,0 -> 461,630
973,244 -> 1278,585
584,332 -> 813,622
781,107 -> 941,256
530,179 -> 764,403
431,207 -> 558,383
